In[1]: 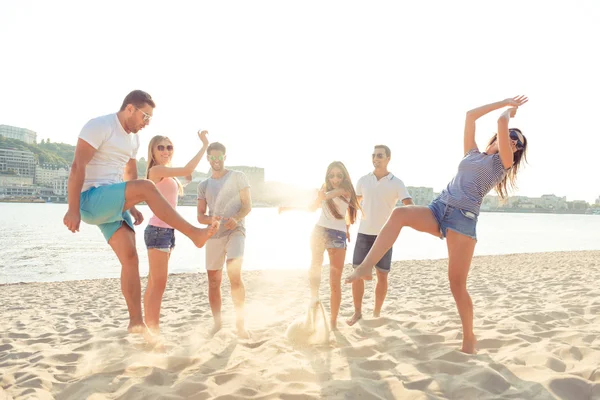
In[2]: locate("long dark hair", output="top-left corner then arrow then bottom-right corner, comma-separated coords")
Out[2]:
486,128 -> 528,199
323,161 -> 361,225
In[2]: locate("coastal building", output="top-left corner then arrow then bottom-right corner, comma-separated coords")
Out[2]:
35,165 -> 69,187
0,125 -> 37,144
52,177 -> 69,196
0,148 -> 36,179
406,186 -> 434,206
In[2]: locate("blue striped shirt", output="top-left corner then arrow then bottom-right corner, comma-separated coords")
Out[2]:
438,149 -> 508,215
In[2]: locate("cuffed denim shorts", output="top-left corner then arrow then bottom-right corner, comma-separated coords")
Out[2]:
311,225 -> 347,250
353,233 -> 393,272
428,198 -> 478,241
144,225 -> 176,253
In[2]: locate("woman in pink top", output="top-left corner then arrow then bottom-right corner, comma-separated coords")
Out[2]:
143,130 -> 209,333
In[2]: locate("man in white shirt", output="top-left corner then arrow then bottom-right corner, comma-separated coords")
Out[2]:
347,145 -> 413,326
63,90 -> 216,337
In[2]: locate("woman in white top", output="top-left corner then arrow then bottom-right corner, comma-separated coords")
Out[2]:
282,161 -> 360,330
143,130 -> 213,333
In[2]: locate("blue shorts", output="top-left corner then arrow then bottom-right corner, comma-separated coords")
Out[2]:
352,233 -> 393,272
144,225 -> 175,253
427,198 -> 478,241
80,182 -> 134,242
311,225 -> 347,250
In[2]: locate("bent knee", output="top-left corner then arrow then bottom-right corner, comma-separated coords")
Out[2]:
129,179 -> 157,195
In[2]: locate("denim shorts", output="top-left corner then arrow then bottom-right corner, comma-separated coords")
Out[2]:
353,233 -> 393,272
428,198 -> 478,240
80,182 -> 134,242
144,225 -> 176,252
311,225 -> 347,250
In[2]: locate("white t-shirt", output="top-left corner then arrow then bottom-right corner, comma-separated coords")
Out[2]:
78,114 -> 140,192
316,196 -> 349,232
356,172 -> 411,235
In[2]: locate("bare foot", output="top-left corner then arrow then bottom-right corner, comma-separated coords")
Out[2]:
236,320 -> 250,339
461,336 -> 478,354
345,264 -> 373,284
190,225 -> 217,248
146,324 -> 160,335
128,322 -> 158,344
209,320 -> 222,337
330,321 -> 338,331
346,312 -> 362,326
372,311 -> 381,318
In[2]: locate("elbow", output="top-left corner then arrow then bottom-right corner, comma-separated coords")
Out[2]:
465,110 -> 476,121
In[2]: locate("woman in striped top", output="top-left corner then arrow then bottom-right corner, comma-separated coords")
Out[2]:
346,96 -> 529,353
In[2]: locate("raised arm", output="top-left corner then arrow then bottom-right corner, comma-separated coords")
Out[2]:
497,107 -> 518,169
464,96 -> 526,155
63,139 -> 96,232
149,130 -> 209,180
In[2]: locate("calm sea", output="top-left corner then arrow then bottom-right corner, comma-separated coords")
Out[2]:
1,203 -> 599,284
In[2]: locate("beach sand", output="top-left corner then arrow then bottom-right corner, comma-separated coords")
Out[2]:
1,251 -> 599,399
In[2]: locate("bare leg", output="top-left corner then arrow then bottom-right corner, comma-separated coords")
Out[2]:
227,258 -> 248,338
309,244 -> 325,300
347,278 -> 364,326
207,270 -> 223,335
327,248 -> 345,331
446,229 -> 477,354
122,180 -> 215,248
346,206 -> 441,283
144,249 -> 169,333
108,225 -> 144,331
373,269 -> 388,317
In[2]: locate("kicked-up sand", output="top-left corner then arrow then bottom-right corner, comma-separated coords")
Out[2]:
1,251 -> 600,399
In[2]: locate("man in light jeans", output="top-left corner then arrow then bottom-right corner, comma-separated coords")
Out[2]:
197,142 -> 252,338
347,145 -> 413,326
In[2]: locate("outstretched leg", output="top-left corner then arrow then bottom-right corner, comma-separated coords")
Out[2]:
446,229 -> 477,354
346,206 -> 440,283
123,180 -> 215,247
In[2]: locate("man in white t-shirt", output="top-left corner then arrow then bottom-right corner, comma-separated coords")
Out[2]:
346,145 -> 413,326
63,90 -> 216,337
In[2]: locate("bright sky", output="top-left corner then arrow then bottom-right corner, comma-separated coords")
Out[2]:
1,1 -> 598,201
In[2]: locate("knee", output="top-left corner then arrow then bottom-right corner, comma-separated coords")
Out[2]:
376,273 -> 388,286
121,249 -> 139,266
448,275 -> 467,293
230,278 -> 243,290
132,179 -> 157,196
208,277 -> 222,290
150,275 -> 168,292
390,207 -> 407,224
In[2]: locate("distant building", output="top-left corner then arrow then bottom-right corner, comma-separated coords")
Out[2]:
0,148 -> 36,178
35,165 -> 69,187
52,177 -> 69,196
0,125 -> 37,144
406,186 -> 434,206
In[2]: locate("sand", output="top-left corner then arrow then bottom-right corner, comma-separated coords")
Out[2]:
1,251 -> 600,399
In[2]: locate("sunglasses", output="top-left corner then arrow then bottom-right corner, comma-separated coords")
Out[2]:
509,130 -> 525,150
135,107 -> 152,122
328,173 -> 344,180
372,153 -> 386,159
209,155 -> 225,161
157,145 -> 173,152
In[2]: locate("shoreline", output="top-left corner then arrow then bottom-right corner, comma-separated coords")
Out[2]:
3,249 -> 600,287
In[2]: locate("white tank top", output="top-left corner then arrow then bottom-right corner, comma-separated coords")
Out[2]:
316,196 -> 349,232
